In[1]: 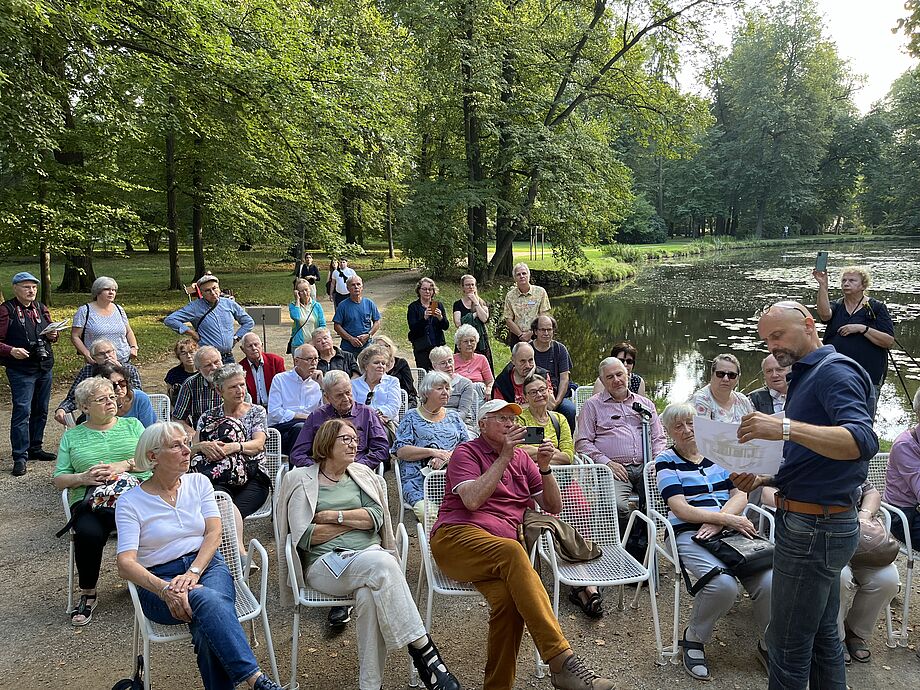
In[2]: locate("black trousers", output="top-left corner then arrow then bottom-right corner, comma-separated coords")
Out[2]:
72,503 -> 117,590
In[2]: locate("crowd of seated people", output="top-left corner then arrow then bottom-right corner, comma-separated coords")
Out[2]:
12,262 -> 920,690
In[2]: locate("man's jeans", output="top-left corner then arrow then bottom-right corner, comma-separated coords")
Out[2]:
137,551 -> 259,690
6,367 -> 52,462
767,508 -> 859,690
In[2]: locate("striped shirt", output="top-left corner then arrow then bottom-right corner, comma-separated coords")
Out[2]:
173,372 -> 223,427
655,447 -> 734,531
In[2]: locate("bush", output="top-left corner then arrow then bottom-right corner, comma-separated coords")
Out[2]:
615,197 -> 668,245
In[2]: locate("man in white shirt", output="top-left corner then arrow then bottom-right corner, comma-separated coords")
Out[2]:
268,343 -> 323,454
748,354 -> 789,414
330,258 -> 357,308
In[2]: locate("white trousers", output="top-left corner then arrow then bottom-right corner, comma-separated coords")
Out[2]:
837,562 -> 900,641
307,549 -> 426,690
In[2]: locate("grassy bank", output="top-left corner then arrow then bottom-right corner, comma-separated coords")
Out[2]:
0,248 -> 409,379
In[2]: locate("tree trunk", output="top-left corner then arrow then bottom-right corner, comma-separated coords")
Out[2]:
192,136 -> 206,280
754,197 -> 766,238
165,106 -> 182,289
488,49 -> 517,282
656,155 -> 664,217
385,186 -> 395,259
40,241 -> 51,307
59,252 -> 96,292
342,186 -> 359,245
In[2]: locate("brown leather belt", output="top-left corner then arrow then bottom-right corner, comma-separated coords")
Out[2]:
775,494 -> 852,517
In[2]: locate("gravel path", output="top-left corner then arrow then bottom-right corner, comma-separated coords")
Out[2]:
0,268 -> 917,688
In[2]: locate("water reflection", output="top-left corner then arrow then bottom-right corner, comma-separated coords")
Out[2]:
553,241 -> 920,440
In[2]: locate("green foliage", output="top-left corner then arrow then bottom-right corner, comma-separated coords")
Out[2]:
614,196 -> 668,245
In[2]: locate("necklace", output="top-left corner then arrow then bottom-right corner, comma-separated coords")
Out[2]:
320,469 -> 342,483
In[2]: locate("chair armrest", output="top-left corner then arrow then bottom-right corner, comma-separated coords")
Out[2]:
623,509 -> 657,569
647,507 -> 680,572
881,500 -> 915,556
247,538 -> 270,605
395,522 -> 409,575
283,534 -> 305,601
743,503 -> 775,543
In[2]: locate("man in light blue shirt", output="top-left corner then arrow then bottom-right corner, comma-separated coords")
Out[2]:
333,275 -> 380,355
164,273 -> 254,364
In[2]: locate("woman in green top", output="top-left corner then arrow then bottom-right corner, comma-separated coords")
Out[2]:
52,376 -> 148,627
296,419 -> 459,690
518,373 -> 573,465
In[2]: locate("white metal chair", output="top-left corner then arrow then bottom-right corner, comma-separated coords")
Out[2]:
410,367 -> 426,392
246,427 -> 282,522
276,464 -> 410,690
392,457 -> 420,527
397,388 -> 410,423
148,393 -> 171,423
572,385 -> 593,418
535,463 -> 665,663
61,490 -> 78,613
126,491 -> 279,690
866,452 -> 915,647
642,460 -> 777,663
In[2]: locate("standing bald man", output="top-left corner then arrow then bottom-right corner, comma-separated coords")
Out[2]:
733,301 -> 877,690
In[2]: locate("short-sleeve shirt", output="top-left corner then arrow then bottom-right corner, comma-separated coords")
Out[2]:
690,385 -> 754,423
333,297 -> 381,352
502,285 -> 551,332
73,303 -> 131,363
197,404 -> 268,473
821,298 -> 894,385
391,409 -> 470,456
432,437 -> 543,540
453,353 -> 493,385
532,341 -> 573,393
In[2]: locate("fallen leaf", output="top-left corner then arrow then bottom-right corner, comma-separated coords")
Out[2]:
594,639 -> 606,646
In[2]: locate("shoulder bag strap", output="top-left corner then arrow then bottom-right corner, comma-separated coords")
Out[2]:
194,299 -> 220,331
80,303 -> 91,343
548,410 -> 561,440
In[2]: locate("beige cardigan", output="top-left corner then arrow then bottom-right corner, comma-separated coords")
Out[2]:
275,462 -> 395,607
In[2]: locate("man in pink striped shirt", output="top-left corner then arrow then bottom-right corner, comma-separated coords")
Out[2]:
574,357 -> 665,520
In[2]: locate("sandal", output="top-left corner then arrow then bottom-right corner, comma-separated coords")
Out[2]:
567,587 -> 603,619
70,594 -> 97,627
844,632 -> 871,663
679,628 -> 711,681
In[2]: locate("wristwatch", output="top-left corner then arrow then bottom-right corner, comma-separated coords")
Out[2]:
337,510 -> 344,525
782,417 -> 791,441
189,566 -> 202,576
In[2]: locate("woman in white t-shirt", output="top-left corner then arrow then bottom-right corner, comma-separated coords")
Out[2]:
115,422 -> 283,690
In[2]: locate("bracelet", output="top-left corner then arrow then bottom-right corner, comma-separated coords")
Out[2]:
159,583 -> 171,600
539,468 -> 552,475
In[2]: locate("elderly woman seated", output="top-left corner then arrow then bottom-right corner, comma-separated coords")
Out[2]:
277,419 -> 460,690
517,374 -> 572,466
452,324 -> 494,398
53,377 -> 148,626
393,371 -> 470,522
351,344 -> 402,441
429,345 -> 478,433
115,422 -> 283,690
375,334 -> 419,408
655,401 -> 772,681
690,353 -> 754,423
191,363 -> 269,555
98,362 -> 157,426
887,387 -> 920,546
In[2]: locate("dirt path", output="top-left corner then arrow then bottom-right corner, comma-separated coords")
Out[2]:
0,267 -> 917,689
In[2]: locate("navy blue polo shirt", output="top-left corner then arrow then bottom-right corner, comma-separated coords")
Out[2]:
821,298 -> 894,385
774,346 -> 878,507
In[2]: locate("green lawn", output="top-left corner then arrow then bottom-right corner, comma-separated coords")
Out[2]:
0,247 -> 410,378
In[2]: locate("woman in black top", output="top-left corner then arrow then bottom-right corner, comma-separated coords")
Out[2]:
452,273 -> 494,372
295,253 -> 321,300
406,277 -> 449,370
164,338 -> 198,405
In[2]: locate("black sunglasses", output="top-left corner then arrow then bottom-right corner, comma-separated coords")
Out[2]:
714,371 -> 739,380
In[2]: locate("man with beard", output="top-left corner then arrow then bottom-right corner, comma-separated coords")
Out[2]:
733,301 -> 877,689
172,345 -> 224,429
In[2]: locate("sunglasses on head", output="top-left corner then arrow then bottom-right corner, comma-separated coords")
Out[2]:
714,370 -> 738,380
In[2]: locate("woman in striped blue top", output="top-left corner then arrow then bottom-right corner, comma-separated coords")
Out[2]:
655,401 -> 773,682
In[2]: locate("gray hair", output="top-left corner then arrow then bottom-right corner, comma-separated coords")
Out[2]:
454,324 -> 480,346
90,338 -> 116,355
134,422 -> 190,472
418,370 -> 452,404
74,376 -> 115,409
711,353 -> 741,376
212,363 -> 245,391
293,343 -> 316,359
660,402 -> 696,431
346,274 -> 362,287
241,332 -> 261,346
323,369 -> 351,391
429,345 -> 453,364
91,276 -> 118,298
598,356 -> 623,378
311,327 -> 332,342
512,262 -> 529,276
511,341 -> 533,358
193,346 -> 221,369
357,345 -> 389,374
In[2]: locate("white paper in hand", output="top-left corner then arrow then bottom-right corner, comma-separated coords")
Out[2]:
40,319 -> 70,335
692,416 -> 784,475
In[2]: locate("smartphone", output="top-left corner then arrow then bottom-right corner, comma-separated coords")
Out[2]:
815,251 -> 828,273
523,426 -> 545,445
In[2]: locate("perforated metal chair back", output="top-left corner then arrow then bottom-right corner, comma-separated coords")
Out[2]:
422,469 -> 447,538
148,394 -> 171,424
398,388 -> 409,423
573,385 -> 593,418
246,427 -> 281,521
867,452 -> 890,494
411,367 -> 426,392
545,463 -> 622,547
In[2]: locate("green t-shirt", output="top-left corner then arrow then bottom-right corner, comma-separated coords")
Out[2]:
517,407 -> 574,462
297,474 -> 384,568
53,417 -> 151,505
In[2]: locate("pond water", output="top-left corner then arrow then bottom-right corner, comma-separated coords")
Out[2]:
552,240 -> 920,440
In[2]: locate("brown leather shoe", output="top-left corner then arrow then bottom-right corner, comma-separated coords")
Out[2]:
550,655 -> 615,690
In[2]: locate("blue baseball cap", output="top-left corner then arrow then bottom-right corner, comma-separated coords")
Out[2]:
11,272 -> 39,285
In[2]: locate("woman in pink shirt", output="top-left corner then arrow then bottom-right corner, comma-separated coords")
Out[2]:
453,324 -> 494,398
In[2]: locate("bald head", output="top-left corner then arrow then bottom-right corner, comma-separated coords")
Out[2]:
511,342 -> 535,377
757,301 -> 819,367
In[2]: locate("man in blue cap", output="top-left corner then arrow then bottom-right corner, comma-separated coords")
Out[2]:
0,272 -> 60,476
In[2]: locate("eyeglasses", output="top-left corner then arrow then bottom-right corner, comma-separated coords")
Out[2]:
92,395 -> 118,404
111,380 -> 128,389
525,386 -> 548,396
714,370 -> 739,380
616,357 -> 635,365
336,434 -> 359,446
757,301 -> 811,319
419,286 -> 435,292
295,356 -> 319,362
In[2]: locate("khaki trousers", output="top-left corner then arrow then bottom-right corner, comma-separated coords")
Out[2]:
430,524 -> 570,690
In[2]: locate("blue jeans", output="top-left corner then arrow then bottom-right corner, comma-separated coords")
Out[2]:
137,551 -> 258,690
555,397 -> 576,432
767,508 -> 859,690
6,367 -> 52,462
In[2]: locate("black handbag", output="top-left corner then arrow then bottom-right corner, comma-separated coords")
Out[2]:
111,655 -> 144,690
681,529 -> 774,596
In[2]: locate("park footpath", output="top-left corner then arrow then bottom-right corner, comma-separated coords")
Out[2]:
0,267 -> 917,688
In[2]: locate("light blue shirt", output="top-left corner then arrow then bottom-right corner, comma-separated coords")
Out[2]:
164,297 -> 254,354
125,389 -> 157,427
351,374 -> 401,420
